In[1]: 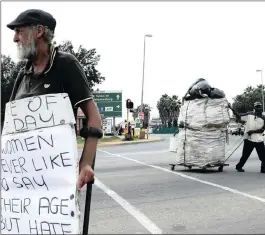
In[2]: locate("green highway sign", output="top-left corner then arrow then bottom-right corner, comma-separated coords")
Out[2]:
135,118 -> 141,128
135,118 -> 141,123
93,91 -> 122,118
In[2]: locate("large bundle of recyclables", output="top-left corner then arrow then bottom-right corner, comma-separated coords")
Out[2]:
176,78 -> 231,167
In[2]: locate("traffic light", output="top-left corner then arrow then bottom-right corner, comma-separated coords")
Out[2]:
126,99 -> 134,109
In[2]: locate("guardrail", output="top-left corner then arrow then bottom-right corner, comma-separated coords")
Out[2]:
152,127 -> 179,134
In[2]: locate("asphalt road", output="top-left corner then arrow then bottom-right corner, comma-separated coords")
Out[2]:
79,135 -> 265,234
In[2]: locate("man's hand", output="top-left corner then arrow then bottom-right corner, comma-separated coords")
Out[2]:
247,130 -> 254,136
77,163 -> 94,190
228,103 -> 235,113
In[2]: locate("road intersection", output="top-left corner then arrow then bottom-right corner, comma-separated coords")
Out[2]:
79,135 -> 265,234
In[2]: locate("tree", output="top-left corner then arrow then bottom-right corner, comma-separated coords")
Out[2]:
58,40 -> 105,90
132,103 -> 150,127
157,94 -> 181,127
232,85 -> 265,113
1,55 -> 26,126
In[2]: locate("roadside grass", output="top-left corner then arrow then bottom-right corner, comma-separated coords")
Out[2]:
77,135 -> 122,146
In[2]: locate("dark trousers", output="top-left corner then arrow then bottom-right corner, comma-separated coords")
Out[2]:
236,139 -> 265,170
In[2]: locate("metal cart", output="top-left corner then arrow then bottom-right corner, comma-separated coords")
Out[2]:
169,137 -> 244,173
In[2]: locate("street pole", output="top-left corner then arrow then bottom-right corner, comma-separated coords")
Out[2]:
141,36 -> 146,112
261,70 -> 264,113
127,108 -> 129,137
141,34 -> 152,134
101,115 -> 104,137
146,109 -> 150,139
256,69 -> 265,112
141,34 -> 152,111
113,117 -> 116,136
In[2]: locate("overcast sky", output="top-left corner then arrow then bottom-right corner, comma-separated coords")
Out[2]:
2,1 -> 265,122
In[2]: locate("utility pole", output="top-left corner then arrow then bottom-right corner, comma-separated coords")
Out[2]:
256,69 -> 265,112
141,34 -> 152,135
146,108 -> 150,139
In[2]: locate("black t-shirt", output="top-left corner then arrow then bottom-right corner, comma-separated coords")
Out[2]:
9,46 -> 93,118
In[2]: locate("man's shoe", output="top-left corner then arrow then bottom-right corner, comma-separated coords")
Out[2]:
236,167 -> 245,172
260,169 -> 265,173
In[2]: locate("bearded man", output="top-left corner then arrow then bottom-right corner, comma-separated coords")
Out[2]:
6,9 -> 102,189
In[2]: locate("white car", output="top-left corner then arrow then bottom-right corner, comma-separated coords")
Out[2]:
228,123 -> 239,135
145,127 -> 153,134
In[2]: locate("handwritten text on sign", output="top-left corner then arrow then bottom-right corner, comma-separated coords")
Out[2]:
1,125 -> 79,234
2,93 -> 75,135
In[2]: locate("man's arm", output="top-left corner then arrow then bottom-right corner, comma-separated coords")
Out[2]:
248,117 -> 265,135
79,99 -> 101,167
76,99 -> 101,189
249,128 -> 264,134
63,53 -> 102,190
228,103 -> 250,123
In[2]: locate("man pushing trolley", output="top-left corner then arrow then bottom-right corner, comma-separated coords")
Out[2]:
228,102 -> 265,173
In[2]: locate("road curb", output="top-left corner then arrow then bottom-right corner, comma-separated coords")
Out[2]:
78,138 -> 164,148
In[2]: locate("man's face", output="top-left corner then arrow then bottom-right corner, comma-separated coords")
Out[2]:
13,26 -> 37,60
254,105 -> 263,114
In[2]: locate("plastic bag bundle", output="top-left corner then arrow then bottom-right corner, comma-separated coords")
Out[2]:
184,78 -> 226,101
189,78 -> 211,98
175,128 -> 226,167
179,98 -> 230,130
209,88 -> 225,99
175,78 -> 231,166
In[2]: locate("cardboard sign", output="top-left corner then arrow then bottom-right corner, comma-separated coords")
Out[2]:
2,93 -> 75,136
1,93 -> 80,234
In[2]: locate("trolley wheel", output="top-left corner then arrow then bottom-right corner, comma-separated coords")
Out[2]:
202,167 -> 207,173
218,165 -> 224,172
188,166 -> 192,170
170,165 -> 175,171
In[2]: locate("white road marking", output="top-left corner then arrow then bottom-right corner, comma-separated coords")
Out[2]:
98,149 -> 265,204
96,149 -> 169,158
117,149 -> 169,156
95,178 -> 163,234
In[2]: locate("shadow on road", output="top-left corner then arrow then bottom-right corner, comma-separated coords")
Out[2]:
177,168 -> 221,174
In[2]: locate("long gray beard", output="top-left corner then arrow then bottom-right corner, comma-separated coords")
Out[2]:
17,38 -> 36,60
